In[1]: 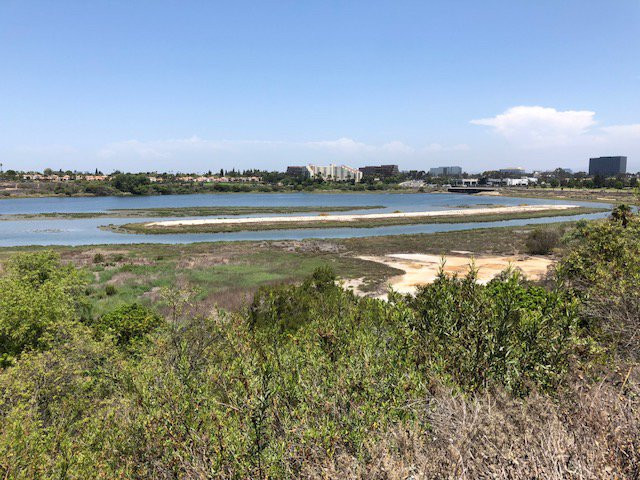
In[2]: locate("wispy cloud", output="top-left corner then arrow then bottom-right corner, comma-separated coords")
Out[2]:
600,123 -> 640,139
14,144 -> 79,155
98,136 -> 464,162
422,143 -> 469,152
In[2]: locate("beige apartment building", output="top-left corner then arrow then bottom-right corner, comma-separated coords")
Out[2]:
306,164 -> 363,182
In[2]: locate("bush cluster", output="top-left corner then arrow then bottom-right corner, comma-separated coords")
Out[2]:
0,213 -> 638,477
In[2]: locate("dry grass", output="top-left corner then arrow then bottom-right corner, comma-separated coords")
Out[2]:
301,371 -> 640,479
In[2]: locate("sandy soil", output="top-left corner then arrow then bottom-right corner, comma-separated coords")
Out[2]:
356,253 -> 554,296
147,204 -> 578,227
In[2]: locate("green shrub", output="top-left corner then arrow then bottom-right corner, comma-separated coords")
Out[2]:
525,227 -> 561,254
92,303 -> 162,347
0,239 -> 628,477
0,251 -> 88,366
105,284 -> 117,296
248,266 -> 342,333
93,253 -> 105,263
556,216 -> 640,357
407,268 -> 579,395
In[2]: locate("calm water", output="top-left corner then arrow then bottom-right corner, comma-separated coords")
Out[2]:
0,193 -> 610,246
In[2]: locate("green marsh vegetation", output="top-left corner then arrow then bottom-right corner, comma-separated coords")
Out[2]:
0,214 -> 638,478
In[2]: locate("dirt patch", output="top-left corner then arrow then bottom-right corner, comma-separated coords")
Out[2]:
141,286 -> 163,302
356,253 -> 554,296
63,248 -> 131,266
261,240 -> 346,254
105,272 -> 139,286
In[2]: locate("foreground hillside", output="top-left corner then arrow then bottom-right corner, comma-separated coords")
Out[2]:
0,212 -> 639,479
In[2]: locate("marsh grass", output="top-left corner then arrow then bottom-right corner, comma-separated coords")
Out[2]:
114,206 -> 606,234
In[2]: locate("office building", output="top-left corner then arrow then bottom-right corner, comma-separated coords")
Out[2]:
429,166 -> 462,176
359,164 -> 399,177
588,156 -> 627,176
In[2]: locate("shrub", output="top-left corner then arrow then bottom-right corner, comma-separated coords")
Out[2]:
105,284 -> 117,296
0,251 -> 88,366
1,235 -> 637,477
407,268 -> 580,395
93,253 -> 105,263
92,303 -> 162,347
556,216 -> 640,358
248,266 -> 341,333
525,227 -> 560,254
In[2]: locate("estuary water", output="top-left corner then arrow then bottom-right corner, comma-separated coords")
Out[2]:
0,192 -> 610,246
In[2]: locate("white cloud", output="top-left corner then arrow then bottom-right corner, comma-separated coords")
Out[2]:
471,106 -> 597,147
469,106 -> 640,171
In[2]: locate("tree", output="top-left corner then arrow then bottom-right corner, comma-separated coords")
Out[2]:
110,173 -> 151,194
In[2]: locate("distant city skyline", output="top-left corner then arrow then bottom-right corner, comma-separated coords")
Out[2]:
1,1 -> 638,172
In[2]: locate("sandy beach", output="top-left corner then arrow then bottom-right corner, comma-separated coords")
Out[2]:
353,253 -> 554,297
147,204 -> 578,228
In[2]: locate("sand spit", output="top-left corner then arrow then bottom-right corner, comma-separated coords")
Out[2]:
356,253 -> 554,297
147,204 -> 578,228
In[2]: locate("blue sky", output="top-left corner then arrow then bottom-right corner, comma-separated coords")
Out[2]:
1,0 -> 639,173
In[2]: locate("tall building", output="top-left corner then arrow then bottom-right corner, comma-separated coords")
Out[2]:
429,166 -> 462,176
588,156 -> 627,176
307,164 -> 363,182
359,164 -> 399,177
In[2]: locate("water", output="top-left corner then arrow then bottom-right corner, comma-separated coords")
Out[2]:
0,192 -> 610,246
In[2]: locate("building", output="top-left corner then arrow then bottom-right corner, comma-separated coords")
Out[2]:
487,177 -> 537,187
453,178 -> 479,187
307,164 -> 363,182
429,166 -> 462,176
588,156 -> 627,176
359,164 -> 399,177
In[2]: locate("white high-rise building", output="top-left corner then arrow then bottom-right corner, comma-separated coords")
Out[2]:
306,164 -> 363,182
